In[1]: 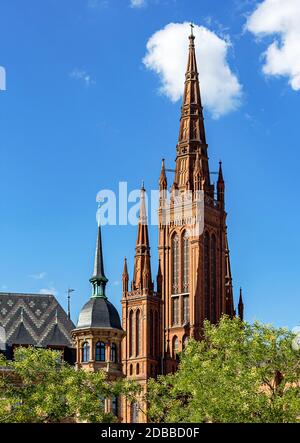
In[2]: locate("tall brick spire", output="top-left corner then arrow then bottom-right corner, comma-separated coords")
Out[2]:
132,185 -> 152,291
175,27 -> 210,190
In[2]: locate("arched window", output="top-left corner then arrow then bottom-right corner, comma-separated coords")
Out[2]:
183,335 -> 189,349
172,297 -> 179,325
211,235 -> 217,324
152,310 -> 156,357
112,396 -> 118,417
149,310 -> 153,356
82,342 -> 90,363
95,341 -> 106,362
136,310 -> 141,357
129,364 -> 133,376
173,336 -> 179,358
183,295 -> 189,324
136,363 -> 140,375
129,310 -> 134,357
183,232 -> 190,293
131,402 -> 139,423
154,310 -> 159,356
110,343 -> 117,363
172,234 -> 179,294
204,232 -> 210,320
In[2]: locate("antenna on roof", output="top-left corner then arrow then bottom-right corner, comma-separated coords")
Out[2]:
67,288 -> 75,320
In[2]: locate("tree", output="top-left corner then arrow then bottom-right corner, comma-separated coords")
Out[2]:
0,347 -> 139,423
146,317 -> 300,423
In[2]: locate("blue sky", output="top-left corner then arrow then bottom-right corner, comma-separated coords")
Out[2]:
0,0 -> 299,329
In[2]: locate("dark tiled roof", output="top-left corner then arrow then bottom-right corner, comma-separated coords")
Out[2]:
0,293 -> 75,348
76,297 -> 122,331
0,325 -> 6,350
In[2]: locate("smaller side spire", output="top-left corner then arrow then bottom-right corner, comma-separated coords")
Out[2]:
90,210 -> 108,298
132,185 -> 152,292
217,161 -> 225,209
159,159 -> 167,191
224,229 -> 234,317
122,257 -> 129,294
238,288 -> 244,321
136,185 -> 149,248
157,259 -> 163,295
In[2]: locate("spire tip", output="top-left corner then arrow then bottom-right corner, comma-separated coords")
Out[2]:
190,22 -> 194,37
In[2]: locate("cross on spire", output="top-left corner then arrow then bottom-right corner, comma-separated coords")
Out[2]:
190,22 -> 194,36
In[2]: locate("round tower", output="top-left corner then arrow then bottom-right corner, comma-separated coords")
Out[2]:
72,212 -> 125,418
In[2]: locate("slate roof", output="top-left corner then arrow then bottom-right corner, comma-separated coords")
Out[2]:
76,297 -> 122,331
0,293 -> 75,348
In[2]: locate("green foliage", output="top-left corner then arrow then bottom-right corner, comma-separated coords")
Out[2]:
0,347 -> 139,423
146,317 -> 300,423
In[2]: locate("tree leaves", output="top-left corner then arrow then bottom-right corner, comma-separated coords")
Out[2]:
146,317 -> 300,423
0,347 -> 139,423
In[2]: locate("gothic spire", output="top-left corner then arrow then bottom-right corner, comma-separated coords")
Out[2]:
132,185 -> 152,291
224,229 -> 234,317
122,257 -> 129,294
159,158 -> 167,191
217,161 -> 225,208
90,211 -> 108,298
238,288 -> 244,321
157,258 -> 163,295
175,28 -> 210,190
136,184 -> 150,249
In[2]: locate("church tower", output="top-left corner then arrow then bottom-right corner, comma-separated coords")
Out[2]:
72,212 -> 124,418
158,27 -> 236,374
121,185 -> 162,423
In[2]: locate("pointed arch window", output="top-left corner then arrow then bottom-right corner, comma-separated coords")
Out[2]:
183,295 -> 189,324
173,336 -> 179,358
204,232 -> 210,320
131,402 -> 139,423
211,234 -> 217,324
112,396 -> 118,417
82,342 -> 90,363
136,310 -> 141,357
183,232 -> 190,293
110,343 -> 117,363
149,310 -> 153,356
154,310 -> 159,356
95,341 -> 106,362
172,297 -> 179,326
129,310 -> 134,358
183,335 -> 189,350
172,234 -> 179,294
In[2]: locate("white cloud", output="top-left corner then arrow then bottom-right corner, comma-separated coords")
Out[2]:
130,0 -> 146,7
143,22 -> 242,118
246,0 -> 300,90
29,272 -> 47,280
39,287 -> 58,296
70,69 -> 94,87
